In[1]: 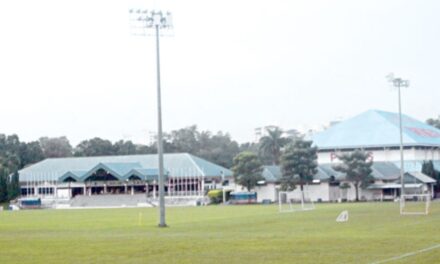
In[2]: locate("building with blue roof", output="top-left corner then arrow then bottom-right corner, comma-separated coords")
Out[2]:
249,110 -> 439,203
19,153 -> 233,202
312,110 -> 440,170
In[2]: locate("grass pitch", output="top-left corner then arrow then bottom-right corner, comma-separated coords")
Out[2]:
1,202 -> 440,264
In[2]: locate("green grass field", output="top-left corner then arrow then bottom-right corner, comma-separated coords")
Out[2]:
1,202 -> 440,264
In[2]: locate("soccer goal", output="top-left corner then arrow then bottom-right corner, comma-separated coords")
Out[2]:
400,194 -> 431,215
278,191 -> 315,213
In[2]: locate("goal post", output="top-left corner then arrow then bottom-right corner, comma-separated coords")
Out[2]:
400,194 -> 431,215
278,191 -> 315,213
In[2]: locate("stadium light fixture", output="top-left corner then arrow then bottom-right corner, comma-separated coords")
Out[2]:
129,9 -> 173,228
386,73 -> 410,205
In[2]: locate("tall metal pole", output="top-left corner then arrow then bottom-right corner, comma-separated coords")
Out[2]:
387,74 -> 409,208
155,24 -> 167,227
129,9 -> 172,227
397,81 -> 405,199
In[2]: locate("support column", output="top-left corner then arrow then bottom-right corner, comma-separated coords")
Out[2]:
124,184 -> 128,194
153,180 -> 157,199
104,184 -> 107,194
54,185 -> 58,199
201,178 -> 205,197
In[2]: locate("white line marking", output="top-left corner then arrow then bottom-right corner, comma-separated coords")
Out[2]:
370,244 -> 440,264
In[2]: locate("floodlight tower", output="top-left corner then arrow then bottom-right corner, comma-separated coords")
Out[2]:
386,73 -> 410,201
129,9 -> 173,228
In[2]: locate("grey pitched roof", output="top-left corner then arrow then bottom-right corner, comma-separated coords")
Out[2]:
19,153 -> 232,182
260,162 -> 401,183
262,166 -> 282,182
404,172 -> 436,184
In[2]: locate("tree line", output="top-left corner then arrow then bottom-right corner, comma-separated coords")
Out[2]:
1,115 -> 439,203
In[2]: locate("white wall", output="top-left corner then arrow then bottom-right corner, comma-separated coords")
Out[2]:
254,183 -> 278,202
57,189 -> 70,199
318,148 -> 440,164
253,183 -> 333,202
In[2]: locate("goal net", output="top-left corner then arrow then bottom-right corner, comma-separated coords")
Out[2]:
400,194 -> 431,215
278,191 -> 315,213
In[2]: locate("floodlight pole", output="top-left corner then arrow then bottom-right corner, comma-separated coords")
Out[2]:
387,74 -> 410,201
155,23 -> 167,228
129,9 -> 173,228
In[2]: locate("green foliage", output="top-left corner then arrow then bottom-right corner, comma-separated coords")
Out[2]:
333,150 -> 373,201
74,137 -> 114,157
427,116 -> 440,129
39,136 -> 73,158
422,160 -> 440,191
7,171 -> 20,201
19,141 -> 45,168
280,139 -> 317,192
0,168 -> 8,203
259,127 -> 291,165
207,189 -> 223,204
231,152 -> 263,191
154,125 -> 240,168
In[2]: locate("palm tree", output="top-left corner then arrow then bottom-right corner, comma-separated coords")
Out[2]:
259,127 -> 290,165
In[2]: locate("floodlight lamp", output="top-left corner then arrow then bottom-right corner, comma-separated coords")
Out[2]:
166,12 -> 173,28
152,11 -> 162,26
386,73 -> 394,82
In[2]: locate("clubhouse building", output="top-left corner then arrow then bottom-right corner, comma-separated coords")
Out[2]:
18,153 -> 233,205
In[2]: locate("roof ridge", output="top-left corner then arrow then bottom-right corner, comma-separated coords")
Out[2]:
185,153 -> 206,177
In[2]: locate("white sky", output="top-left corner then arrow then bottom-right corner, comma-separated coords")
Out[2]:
0,0 -> 439,145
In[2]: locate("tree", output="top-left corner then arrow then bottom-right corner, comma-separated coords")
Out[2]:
0,169 -> 8,203
231,152 -> 263,191
134,144 -> 156,154
39,136 -> 73,158
7,171 -> 19,201
259,127 -> 290,165
113,140 -> 137,155
427,116 -> 440,130
280,139 -> 318,198
169,125 -> 199,154
197,131 -> 240,168
422,160 -> 439,192
74,138 -> 114,157
151,125 -> 240,168
19,141 -> 45,168
333,150 -> 373,201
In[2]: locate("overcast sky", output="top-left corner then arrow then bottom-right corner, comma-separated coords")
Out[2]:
0,0 -> 439,145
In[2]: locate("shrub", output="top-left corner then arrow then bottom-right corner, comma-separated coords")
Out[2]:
207,189 -> 223,204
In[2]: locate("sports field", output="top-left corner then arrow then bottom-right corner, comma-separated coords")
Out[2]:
1,202 -> 440,264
